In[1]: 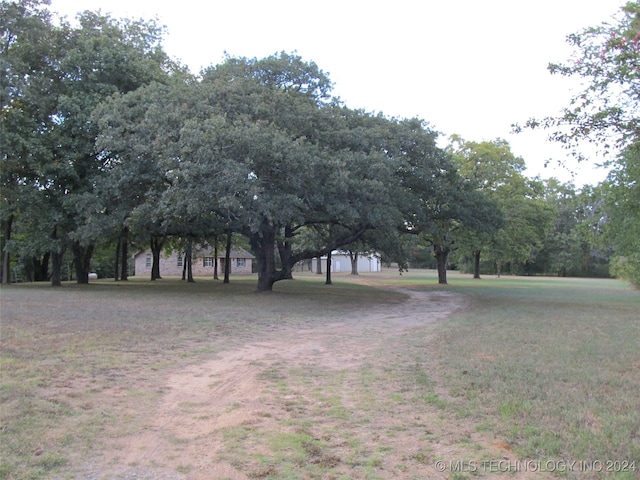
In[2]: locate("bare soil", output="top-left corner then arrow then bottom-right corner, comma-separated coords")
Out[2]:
36,283 -> 544,479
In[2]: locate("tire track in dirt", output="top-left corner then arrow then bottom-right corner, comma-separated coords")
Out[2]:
74,288 -> 528,479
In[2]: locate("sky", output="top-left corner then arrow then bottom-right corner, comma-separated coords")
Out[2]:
50,0 -> 626,187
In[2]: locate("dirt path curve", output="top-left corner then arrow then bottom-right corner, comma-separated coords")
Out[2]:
72,288 -> 524,480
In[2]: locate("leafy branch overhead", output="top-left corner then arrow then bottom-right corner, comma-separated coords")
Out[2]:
513,1 -> 640,159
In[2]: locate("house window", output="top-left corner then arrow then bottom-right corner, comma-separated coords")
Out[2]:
204,257 -> 214,267
177,255 -> 183,267
236,258 -> 246,268
145,255 -> 152,268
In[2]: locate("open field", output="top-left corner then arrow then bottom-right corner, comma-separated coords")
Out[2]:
1,270 -> 639,479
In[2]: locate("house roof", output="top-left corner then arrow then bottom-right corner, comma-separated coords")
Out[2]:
224,250 -> 255,259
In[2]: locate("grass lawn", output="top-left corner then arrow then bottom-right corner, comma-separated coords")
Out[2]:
425,273 -> 640,477
0,270 -> 638,479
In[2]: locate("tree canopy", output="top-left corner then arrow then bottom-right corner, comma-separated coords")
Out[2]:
1,0 -> 182,285
94,54 -> 462,290
2,1 -> 636,290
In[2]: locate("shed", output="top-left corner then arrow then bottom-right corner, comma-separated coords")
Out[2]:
310,251 -> 381,273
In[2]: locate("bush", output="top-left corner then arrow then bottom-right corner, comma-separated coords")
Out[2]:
609,254 -> 640,288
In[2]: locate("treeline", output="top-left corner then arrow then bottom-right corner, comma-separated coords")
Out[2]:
406,175 -> 612,279
2,1 -> 638,290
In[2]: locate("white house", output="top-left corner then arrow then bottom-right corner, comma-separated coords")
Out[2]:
133,247 -> 254,277
310,251 -> 381,273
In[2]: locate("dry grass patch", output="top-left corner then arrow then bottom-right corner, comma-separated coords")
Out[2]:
1,271 -> 638,480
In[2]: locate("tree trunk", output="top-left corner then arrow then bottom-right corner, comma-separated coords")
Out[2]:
315,256 -> 322,274
186,239 -> 195,282
182,250 -> 187,280
49,226 -> 63,286
120,229 -> 129,281
114,237 -> 121,281
349,251 -> 359,275
434,244 -> 449,285
325,251 -> 332,285
473,249 -> 481,279
277,225 -> 294,280
32,253 -> 50,282
254,240 -> 276,291
213,235 -> 219,280
150,236 -> 164,280
223,229 -> 232,284
1,214 -> 13,284
186,254 -> 194,282
251,227 -> 286,292
73,242 -> 94,284
51,250 -> 63,287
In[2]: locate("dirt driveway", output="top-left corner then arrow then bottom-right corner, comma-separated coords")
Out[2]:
60,287 -> 533,480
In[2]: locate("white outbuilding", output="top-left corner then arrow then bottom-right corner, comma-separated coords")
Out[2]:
310,251 -> 381,273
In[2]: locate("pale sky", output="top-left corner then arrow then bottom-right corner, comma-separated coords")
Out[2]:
50,0 -> 626,187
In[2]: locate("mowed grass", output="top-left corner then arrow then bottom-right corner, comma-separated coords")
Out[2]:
421,272 -> 640,476
0,275 -> 404,479
338,270 -> 639,477
0,270 -> 639,479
